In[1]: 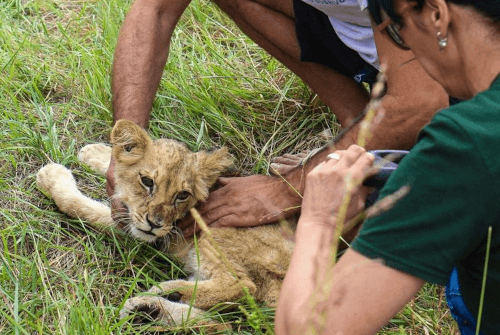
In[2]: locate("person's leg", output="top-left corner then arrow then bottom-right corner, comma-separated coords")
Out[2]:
212,0 -> 371,126
213,0 -> 449,155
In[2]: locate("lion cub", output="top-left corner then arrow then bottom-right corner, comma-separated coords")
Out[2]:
37,120 -> 294,328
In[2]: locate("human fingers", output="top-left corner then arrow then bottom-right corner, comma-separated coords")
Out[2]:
314,149 -> 374,185
182,225 -> 198,238
335,145 -> 367,166
179,186 -> 234,237
281,153 -> 309,160
269,157 -> 303,176
217,177 -> 235,187
110,198 -> 129,229
348,151 -> 377,181
292,151 -> 310,159
177,210 -> 194,230
181,203 -> 241,237
271,152 -> 309,164
270,164 -> 293,176
182,213 -> 240,238
105,158 -> 130,229
105,158 -> 116,197
364,162 -> 380,180
325,150 -> 346,162
179,213 -> 199,238
323,149 -> 375,183
311,149 -> 343,173
272,156 -> 303,166
269,152 -> 311,175
194,188 -> 230,215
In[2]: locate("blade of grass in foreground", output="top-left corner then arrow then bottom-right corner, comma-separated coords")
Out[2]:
475,226 -> 492,335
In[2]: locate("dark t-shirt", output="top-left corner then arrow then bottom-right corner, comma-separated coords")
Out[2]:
352,76 -> 500,335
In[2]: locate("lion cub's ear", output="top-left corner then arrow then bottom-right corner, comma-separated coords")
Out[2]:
111,120 -> 152,165
193,148 -> 233,200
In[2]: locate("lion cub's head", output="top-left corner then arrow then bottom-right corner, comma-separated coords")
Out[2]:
110,120 -> 232,243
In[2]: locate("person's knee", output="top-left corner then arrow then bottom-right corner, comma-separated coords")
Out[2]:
367,105 -> 435,150
212,0 -> 244,13
214,0 -> 292,17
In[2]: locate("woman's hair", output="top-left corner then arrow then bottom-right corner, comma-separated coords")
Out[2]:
368,0 -> 500,28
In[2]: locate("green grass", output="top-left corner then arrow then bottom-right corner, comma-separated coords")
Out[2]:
0,0 -> 458,333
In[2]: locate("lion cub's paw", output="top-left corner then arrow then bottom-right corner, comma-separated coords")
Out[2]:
120,296 -> 199,325
120,296 -> 229,332
78,143 -> 111,175
120,296 -> 172,324
37,163 -> 77,196
147,280 -> 193,303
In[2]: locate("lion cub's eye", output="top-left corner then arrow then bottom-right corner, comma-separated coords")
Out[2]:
141,176 -> 154,188
176,191 -> 191,202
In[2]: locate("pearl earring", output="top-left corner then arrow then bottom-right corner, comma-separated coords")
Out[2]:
437,31 -> 448,50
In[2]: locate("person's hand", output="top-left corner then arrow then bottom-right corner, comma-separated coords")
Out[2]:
105,157 -> 128,229
178,174 -> 303,237
300,145 -> 375,227
269,151 -> 310,176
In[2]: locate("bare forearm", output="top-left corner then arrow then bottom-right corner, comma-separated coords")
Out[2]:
112,0 -> 191,128
277,213 -> 424,334
277,243 -> 424,335
282,79 -> 448,195
276,221 -> 336,335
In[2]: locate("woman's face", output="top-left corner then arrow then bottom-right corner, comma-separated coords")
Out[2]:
393,0 -> 468,98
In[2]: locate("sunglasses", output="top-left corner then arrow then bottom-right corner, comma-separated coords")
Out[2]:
377,9 -> 410,50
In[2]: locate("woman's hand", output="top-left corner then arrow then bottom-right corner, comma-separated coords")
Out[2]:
300,145 -> 376,227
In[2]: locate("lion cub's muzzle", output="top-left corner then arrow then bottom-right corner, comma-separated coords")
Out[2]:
137,211 -> 184,239
146,214 -> 163,229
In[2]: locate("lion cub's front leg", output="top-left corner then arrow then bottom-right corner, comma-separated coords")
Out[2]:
120,296 -> 219,328
36,163 -> 114,228
147,275 -> 257,311
120,285 -> 234,332
119,275 -> 255,330
78,143 -> 112,176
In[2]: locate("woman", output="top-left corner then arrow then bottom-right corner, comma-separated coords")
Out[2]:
276,0 -> 500,334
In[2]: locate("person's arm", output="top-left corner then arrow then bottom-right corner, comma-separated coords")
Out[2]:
106,0 -> 191,218
275,145 -> 424,335
180,18 -> 449,234
272,21 -> 450,184
276,247 -> 424,335
111,0 -> 191,127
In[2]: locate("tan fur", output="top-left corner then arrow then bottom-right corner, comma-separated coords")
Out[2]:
37,120 -> 294,329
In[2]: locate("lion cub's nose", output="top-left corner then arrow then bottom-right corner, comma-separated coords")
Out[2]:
146,215 -> 163,229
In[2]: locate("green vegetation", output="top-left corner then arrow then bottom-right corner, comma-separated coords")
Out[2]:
0,0 -> 458,333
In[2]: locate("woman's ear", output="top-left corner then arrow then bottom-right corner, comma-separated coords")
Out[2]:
425,0 -> 451,35
110,120 -> 152,165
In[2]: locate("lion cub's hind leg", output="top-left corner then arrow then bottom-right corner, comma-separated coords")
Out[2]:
78,143 -> 112,176
37,163 -> 114,228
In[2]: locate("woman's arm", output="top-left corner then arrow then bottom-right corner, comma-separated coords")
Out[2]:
276,246 -> 424,335
275,145 -> 424,335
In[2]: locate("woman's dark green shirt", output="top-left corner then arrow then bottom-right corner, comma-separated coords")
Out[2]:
352,76 -> 500,334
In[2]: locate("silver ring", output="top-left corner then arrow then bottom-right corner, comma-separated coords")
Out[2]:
327,153 -> 341,160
